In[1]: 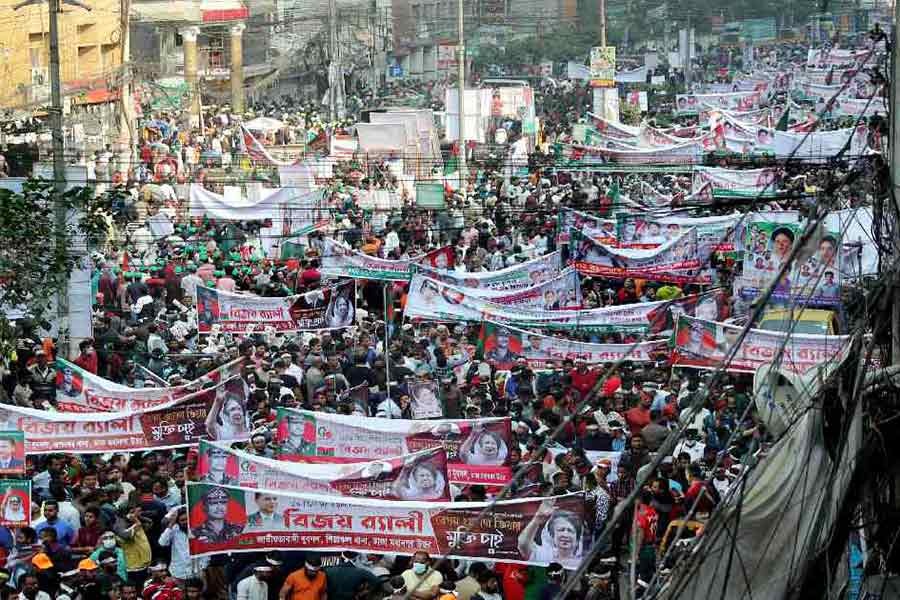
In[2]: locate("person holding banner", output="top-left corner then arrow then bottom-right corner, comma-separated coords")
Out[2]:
325,286 -> 356,329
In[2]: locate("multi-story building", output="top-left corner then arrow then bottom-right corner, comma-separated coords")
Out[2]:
0,0 -> 122,109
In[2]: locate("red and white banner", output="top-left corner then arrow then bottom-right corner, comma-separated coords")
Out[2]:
320,238 -> 455,281
55,358 -> 244,413
570,227 -> 711,284
4,376 -> 251,454
197,280 -> 356,333
274,409 -> 513,488
197,440 -> 452,501
187,483 -> 588,568
671,315 -> 851,374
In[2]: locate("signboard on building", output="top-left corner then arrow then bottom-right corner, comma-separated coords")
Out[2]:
590,46 -> 616,88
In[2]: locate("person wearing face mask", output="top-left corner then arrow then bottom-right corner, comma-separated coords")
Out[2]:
90,532 -> 127,583
279,556 -> 326,600
159,508 -> 207,584
325,552 -> 379,600
400,552 -> 442,600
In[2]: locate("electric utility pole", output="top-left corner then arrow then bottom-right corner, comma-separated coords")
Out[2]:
457,0 -> 466,187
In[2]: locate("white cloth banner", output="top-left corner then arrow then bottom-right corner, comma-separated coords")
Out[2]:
416,252 -> 562,291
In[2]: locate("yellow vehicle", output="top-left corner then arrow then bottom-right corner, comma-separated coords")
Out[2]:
758,308 -> 840,335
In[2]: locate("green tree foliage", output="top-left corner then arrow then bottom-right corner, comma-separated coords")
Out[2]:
0,179 -> 109,353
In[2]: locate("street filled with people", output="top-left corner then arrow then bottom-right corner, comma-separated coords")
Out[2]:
0,28 -> 890,600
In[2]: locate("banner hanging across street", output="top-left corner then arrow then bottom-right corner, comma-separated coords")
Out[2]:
320,239 -> 455,281
273,409 -> 513,488
197,440 -> 452,501
187,482 -> 588,568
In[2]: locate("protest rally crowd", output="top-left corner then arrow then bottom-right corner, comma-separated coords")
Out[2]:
0,27 -> 888,600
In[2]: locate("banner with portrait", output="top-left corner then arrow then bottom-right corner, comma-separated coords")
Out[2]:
409,381 -> 443,419
615,213 -> 741,261
415,252 -> 562,291
197,440 -> 451,501
187,484 -> 587,567
691,167 -> 781,198
1,376 -> 251,454
478,321 -> 667,370
405,272 -> 582,323
55,358 -> 244,413
736,217 -> 843,306
320,239 -> 455,281
671,315 -> 851,374
0,481 -> 30,527
675,91 -> 761,115
558,208 -> 617,245
570,227 -> 711,284
0,432 -> 25,476
405,274 -> 662,332
273,409 -> 513,488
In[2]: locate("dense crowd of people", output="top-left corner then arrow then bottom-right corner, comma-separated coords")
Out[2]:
0,30 -> 888,600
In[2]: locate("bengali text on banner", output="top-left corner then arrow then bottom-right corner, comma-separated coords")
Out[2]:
187,482 -> 588,568
273,409 -> 513,488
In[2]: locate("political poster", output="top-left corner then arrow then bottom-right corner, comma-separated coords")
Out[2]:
196,281 -> 357,333
590,46 -> 616,87
415,252 -> 562,291
405,272 -> 582,320
615,213 -> 741,259
54,358 -> 244,413
187,483 -> 588,568
320,238 -> 455,281
691,167 -> 781,198
0,481 -> 30,527
0,432 -> 25,476
274,409 -> 513,488
558,208 -> 617,245
0,376 -> 251,454
478,322 -> 667,370
671,315 -> 850,374
570,227 -> 711,284
736,216 -> 842,306
197,440 -> 451,501
675,92 -> 761,115
405,274 -> 660,332
772,125 -> 869,161
570,141 -> 703,165
409,381 -> 443,419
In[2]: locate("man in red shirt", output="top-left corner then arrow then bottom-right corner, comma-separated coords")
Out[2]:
569,359 -> 600,400
625,393 -> 653,436
634,489 -> 659,583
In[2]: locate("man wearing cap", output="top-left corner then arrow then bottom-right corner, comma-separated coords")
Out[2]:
191,487 -> 244,544
27,348 -> 55,406
75,558 -> 103,600
232,552 -> 285,600
279,556 -> 326,600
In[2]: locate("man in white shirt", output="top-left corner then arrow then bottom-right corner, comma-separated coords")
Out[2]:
236,565 -> 271,600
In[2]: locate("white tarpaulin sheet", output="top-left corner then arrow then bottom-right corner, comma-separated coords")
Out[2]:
356,123 -> 407,152
189,185 -> 324,222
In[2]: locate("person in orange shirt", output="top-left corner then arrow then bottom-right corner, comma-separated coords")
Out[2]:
280,556 -> 327,600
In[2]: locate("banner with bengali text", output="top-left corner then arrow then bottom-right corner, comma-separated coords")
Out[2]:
404,274 -> 664,332
478,321 -> 668,370
55,358 -> 244,413
320,239 -> 455,281
415,252 -> 562,291
273,409 -> 513,488
570,227 -> 711,284
187,483 -> 588,568
3,376 -> 251,454
670,314 -> 850,374
197,440 -> 451,501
